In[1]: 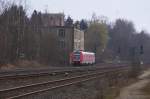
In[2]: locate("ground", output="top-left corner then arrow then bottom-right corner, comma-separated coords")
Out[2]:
0,60 -> 48,70
116,69 -> 150,99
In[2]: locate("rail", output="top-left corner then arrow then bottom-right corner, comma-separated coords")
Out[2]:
0,64 -> 129,80
0,66 -> 130,99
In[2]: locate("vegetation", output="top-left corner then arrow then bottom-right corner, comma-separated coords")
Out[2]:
103,87 -> 120,99
85,18 -> 108,62
141,82 -> 150,96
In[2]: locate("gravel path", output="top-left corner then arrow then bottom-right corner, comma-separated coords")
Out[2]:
116,69 -> 150,99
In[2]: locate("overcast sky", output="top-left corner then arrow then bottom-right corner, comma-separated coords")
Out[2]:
24,0 -> 150,32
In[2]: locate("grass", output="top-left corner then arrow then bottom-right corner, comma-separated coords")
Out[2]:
102,78 -> 138,99
141,82 -> 150,95
103,86 -> 120,99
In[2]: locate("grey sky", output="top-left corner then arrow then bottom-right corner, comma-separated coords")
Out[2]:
26,0 -> 150,32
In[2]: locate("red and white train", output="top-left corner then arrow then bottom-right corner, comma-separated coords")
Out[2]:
70,51 -> 95,65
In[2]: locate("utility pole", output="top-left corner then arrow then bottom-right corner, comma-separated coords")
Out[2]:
139,45 -> 144,69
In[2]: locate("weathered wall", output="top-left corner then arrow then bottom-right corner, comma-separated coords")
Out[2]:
40,26 -> 74,65
74,29 -> 84,51
41,13 -> 64,27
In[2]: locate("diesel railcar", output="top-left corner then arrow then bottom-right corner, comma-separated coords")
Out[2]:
70,51 -> 95,65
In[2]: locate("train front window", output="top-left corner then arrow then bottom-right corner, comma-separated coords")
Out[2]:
74,52 -> 80,61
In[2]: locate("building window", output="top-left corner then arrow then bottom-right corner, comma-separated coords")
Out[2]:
50,16 -> 53,20
59,40 -> 65,48
58,29 -> 65,38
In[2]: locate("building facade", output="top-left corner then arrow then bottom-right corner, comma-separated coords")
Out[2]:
39,12 -> 84,65
74,29 -> 84,51
40,26 -> 84,65
41,13 -> 64,27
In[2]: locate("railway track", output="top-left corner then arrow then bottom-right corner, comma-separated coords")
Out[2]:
0,63 -> 128,80
0,66 -> 130,99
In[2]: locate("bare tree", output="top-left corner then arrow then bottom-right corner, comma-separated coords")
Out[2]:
85,15 -> 108,63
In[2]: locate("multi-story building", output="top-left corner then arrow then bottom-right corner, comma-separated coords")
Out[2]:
41,13 -> 64,27
39,13 -> 84,65
74,29 -> 84,51
40,26 -> 84,65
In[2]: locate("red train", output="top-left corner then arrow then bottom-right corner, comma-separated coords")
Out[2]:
70,51 -> 95,65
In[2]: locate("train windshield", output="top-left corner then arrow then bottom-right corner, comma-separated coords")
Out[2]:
73,52 -> 80,61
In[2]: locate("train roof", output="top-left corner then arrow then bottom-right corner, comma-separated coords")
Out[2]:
73,50 -> 95,55
82,51 -> 95,55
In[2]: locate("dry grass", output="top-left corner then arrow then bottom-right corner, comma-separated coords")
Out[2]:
103,86 -> 120,99
0,60 -> 48,70
103,78 -> 137,99
139,70 -> 150,98
141,82 -> 150,95
15,60 -> 45,67
0,64 -> 15,70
